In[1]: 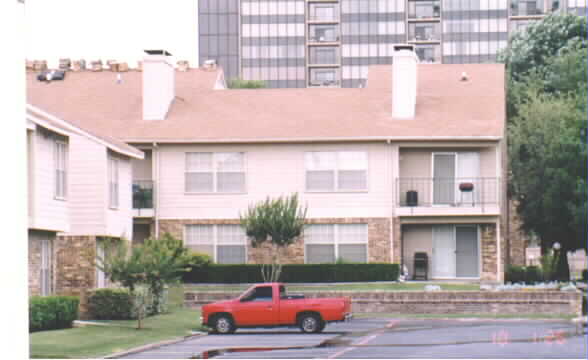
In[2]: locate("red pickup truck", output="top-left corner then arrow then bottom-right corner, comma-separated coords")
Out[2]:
201,283 -> 352,334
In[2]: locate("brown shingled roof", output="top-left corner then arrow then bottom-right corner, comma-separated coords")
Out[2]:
26,64 -> 505,143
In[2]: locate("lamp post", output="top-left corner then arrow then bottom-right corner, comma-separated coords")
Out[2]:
552,242 -> 561,281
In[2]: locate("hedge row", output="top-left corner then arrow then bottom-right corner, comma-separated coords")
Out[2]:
505,265 -> 543,284
183,263 -> 400,283
87,289 -> 134,320
583,269 -> 587,282
29,296 -> 79,332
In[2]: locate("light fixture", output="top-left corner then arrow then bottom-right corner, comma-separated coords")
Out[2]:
552,242 -> 561,250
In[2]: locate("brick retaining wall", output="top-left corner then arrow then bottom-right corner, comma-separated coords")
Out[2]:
184,290 -> 583,316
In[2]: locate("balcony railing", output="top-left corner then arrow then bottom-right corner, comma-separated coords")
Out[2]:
133,180 -> 154,210
396,177 -> 499,207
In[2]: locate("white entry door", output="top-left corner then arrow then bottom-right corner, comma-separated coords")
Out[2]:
432,225 -> 456,278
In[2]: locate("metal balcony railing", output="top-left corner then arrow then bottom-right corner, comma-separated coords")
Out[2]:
133,180 -> 154,210
396,177 -> 499,207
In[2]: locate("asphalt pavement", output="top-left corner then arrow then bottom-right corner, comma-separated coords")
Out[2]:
117,318 -> 587,359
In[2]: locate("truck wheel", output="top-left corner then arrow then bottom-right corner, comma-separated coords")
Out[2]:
299,313 -> 322,334
211,315 -> 235,335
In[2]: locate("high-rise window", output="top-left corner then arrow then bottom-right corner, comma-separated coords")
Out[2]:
308,2 -> 339,21
408,22 -> 441,41
309,24 -> 340,42
408,0 -> 441,19
309,46 -> 340,65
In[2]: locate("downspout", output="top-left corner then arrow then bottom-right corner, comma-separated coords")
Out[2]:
387,138 -> 397,266
153,142 -> 160,238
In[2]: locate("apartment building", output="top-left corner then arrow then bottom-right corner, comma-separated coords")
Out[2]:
27,49 -> 509,282
26,104 -> 143,296
198,0 -> 587,88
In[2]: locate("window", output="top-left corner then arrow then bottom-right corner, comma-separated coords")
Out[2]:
408,22 -> 441,41
95,239 -> 106,288
309,24 -> 339,42
54,140 -> 67,199
108,157 -> 119,209
40,239 -> 53,296
185,224 -> 247,264
309,46 -> 339,65
305,151 -> 367,192
305,224 -> 368,263
408,0 -> 441,18
415,44 -> 441,63
309,3 -> 338,21
309,68 -> 340,86
241,286 -> 273,302
185,152 -> 245,193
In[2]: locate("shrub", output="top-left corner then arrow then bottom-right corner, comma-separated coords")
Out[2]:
183,263 -> 400,283
582,269 -> 587,282
29,296 -> 79,332
87,289 -> 134,320
228,79 -> 265,89
505,265 -> 525,283
525,265 -> 543,284
505,265 -> 544,284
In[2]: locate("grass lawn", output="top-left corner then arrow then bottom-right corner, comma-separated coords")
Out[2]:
29,286 -> 203,359
184,282 -> 481,292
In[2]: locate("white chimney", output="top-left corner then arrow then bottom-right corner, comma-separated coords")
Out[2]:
142,50 -> 175,121
392,45 -> 419,119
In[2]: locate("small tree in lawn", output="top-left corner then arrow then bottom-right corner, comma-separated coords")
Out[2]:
240,194 -> 307,282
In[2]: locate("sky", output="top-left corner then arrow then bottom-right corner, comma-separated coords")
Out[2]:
25,0 -> 199,69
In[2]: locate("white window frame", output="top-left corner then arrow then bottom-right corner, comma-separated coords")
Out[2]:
95,239 -> 107,288
304,224 -> 369,263
185,152 -> 247,194
53,140 -> 68,200
305,151 -> 369,193
108,157 -> 120,209
40,239 -> 53,296
184,224 -> 248,264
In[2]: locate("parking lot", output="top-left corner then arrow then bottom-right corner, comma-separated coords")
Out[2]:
118,318 -> 587,359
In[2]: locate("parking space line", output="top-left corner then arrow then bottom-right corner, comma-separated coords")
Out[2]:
327,320 -> 397,358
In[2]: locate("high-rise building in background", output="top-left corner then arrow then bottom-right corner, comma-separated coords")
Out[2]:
198,0 -> 587,88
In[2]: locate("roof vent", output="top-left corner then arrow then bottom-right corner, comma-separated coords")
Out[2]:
461,71 -> 469,81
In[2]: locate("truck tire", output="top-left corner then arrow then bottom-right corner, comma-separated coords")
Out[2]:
298,313 -> 323,334
211,314 -> 236,334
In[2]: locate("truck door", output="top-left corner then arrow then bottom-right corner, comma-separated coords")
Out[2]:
233,285 -> 278,326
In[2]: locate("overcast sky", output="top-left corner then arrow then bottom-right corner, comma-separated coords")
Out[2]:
25,0 -> 199,68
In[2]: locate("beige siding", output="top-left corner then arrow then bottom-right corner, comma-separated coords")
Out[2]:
399,147 -> 498,178
105,155 -> 134,238
132,150 -> 152,180
31,129 -> 69,232
157,143 -> 394,220
67,134 -> 107,235
402,225 -> 433,280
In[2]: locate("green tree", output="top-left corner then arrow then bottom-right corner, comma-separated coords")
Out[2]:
240,194 -> 307,282
96,234 -> 194,328
140,234 -> 194,314
499,13 -> 587,82
508,89 -> 587,280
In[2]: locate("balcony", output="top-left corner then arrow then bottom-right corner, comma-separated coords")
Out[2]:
408,0 -> 441,20
396,177 -> 500,216
133,180 -> 154,217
